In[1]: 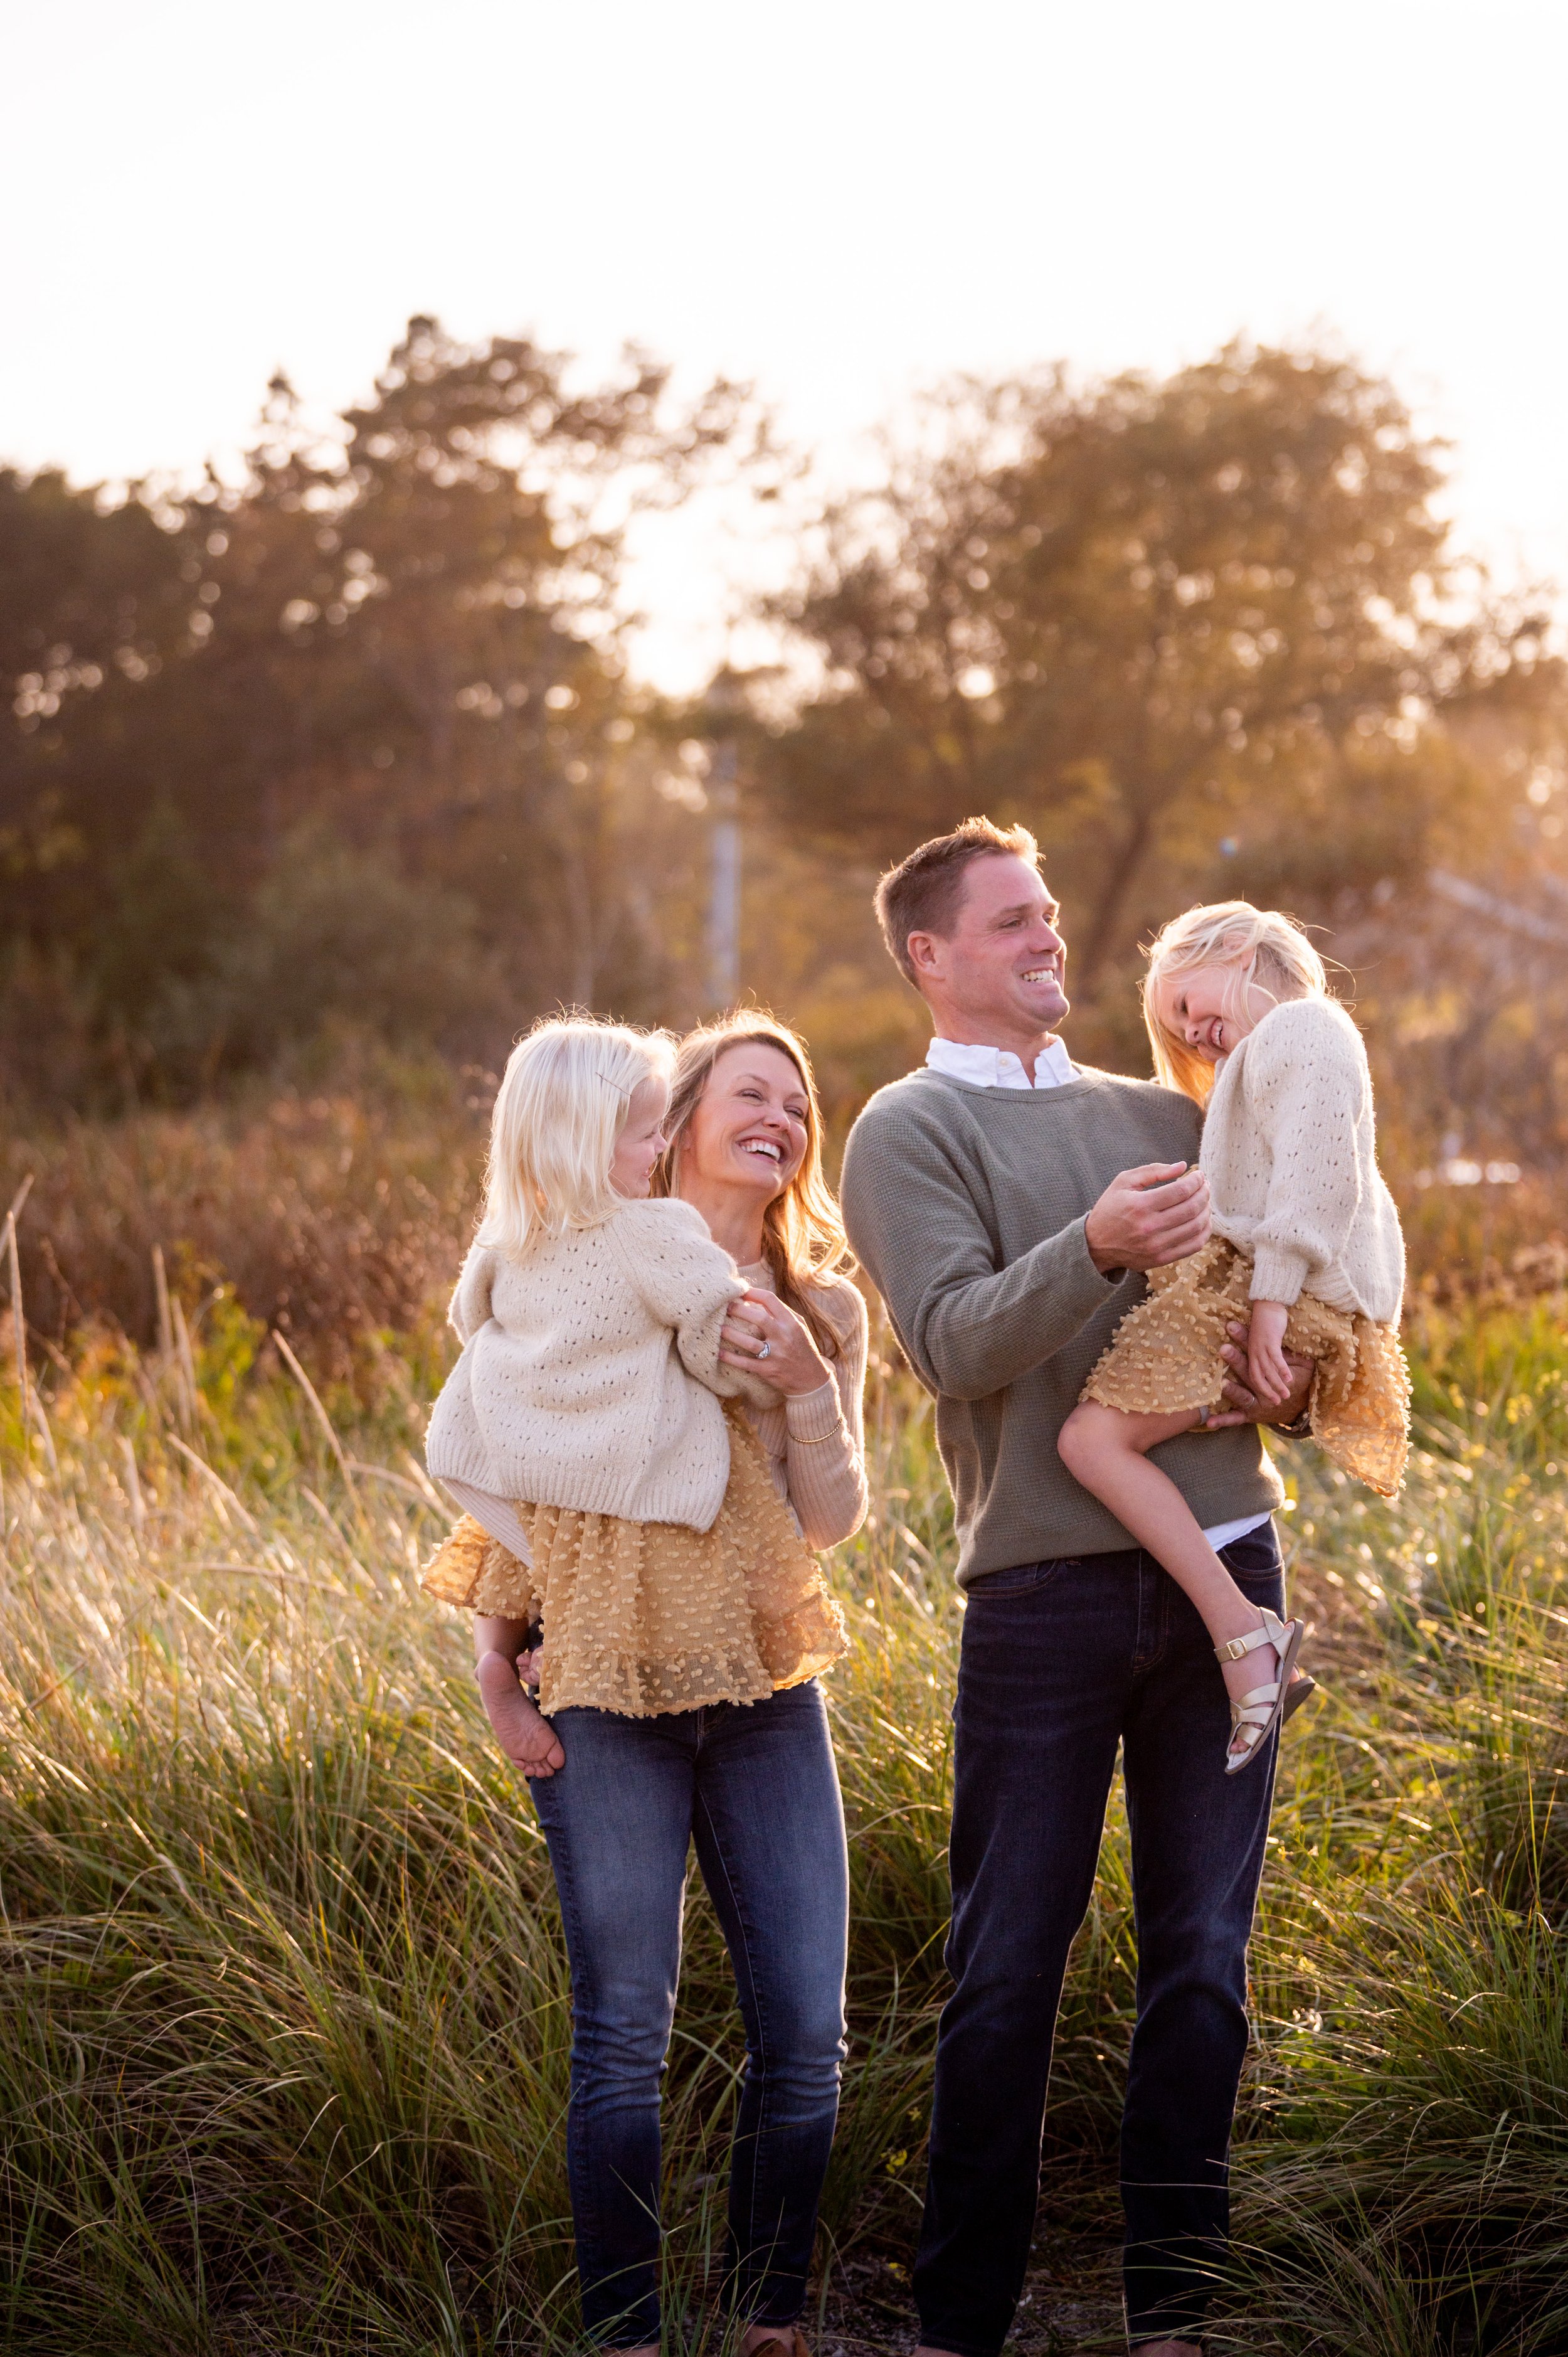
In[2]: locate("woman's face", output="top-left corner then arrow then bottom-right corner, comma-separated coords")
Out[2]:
679,1042 -> 810,1206
1156,960 -> 1271,1061
609,1075 -> 671,1198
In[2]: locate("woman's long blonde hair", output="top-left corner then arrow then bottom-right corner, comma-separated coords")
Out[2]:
477,1015 -> 675,1257
652,1012 -> 854,1356
1143,900 -> 1327,1105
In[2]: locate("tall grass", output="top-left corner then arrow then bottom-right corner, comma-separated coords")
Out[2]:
2,1277 -> 1567,2351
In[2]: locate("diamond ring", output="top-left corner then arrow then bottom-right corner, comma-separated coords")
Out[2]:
756,1340 -> 771,1359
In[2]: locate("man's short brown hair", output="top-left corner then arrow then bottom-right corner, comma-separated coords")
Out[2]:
874,817 -> 1045,986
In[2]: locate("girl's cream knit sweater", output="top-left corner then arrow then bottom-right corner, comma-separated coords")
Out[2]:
425,1198 -> 766,1531
1202,994 -> 1405,1326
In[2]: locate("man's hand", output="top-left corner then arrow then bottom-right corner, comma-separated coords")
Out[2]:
1206,1319 -> 1314,1429
1084,1162 -> 1210,1275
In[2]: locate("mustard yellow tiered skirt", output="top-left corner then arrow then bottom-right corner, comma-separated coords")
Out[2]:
420,1406 -> 847,1716
1080,1237 -> 1411,1498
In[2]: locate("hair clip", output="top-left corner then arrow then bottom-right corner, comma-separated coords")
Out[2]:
595,1070 -> 634,1096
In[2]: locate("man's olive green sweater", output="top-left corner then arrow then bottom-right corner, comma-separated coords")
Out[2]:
840,1063 -> 1284,1587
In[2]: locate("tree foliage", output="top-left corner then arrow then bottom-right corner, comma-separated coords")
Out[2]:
1,319 -> 753,1093
7,332 -> 1568,1169
761,347 -> 1560,1040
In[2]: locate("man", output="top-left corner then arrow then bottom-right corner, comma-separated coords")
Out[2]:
840,818 -> 1311,2357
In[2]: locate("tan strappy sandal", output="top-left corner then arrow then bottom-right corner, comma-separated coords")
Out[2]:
1216,1607 -> 1305,1775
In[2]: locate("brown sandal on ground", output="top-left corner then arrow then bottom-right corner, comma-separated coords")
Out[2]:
744,2330 -> 812,2357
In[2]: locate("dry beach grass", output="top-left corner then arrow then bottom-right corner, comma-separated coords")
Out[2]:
1,1141 -> 1567,2352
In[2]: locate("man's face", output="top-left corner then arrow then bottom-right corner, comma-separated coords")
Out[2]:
908,853 -> 1070,1044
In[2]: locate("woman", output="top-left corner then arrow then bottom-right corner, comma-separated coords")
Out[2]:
462,1012 -> 867,2357
660,1015 -> 869,1553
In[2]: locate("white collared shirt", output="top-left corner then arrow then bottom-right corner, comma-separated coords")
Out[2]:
925,1035 -> 1078,1090
923,1033 -> 1272,1556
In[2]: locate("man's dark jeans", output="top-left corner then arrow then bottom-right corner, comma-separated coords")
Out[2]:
531,1680 -> 848,2347
913,1526 -> 1283,2353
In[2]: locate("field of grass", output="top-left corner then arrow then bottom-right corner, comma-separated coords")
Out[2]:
3,1208 -> 1568,2351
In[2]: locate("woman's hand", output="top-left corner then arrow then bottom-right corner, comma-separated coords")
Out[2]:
1246,1300 -> 1295,1408
719,1288 -> 831,1400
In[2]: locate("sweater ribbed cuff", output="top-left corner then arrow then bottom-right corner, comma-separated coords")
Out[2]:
785,1380 -> 843,1440
1249,1246 -> 1311,1307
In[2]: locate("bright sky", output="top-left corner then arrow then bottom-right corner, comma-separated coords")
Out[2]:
5,0 -> 1567,691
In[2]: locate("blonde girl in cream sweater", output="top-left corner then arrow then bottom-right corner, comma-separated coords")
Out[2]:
1058,903 -> 1409,1774
421,1015 -> 844,1771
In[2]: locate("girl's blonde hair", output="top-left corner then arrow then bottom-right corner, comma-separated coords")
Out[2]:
652,1011 -> 854,1358
1143,900 -> 1327,1105
477,1016 -> 675,1256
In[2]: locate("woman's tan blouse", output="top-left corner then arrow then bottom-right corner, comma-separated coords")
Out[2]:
420,1260 -> 871,1714
735,1263 -> 869,1549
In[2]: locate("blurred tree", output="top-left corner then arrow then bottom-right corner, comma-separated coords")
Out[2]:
0,321 -> 759,1088
8,328 -> 1568,1174
760,346 -> 1552,1033
90,800 -> 218,1031
213,829 -> 501,1061
0,466 -> 191,935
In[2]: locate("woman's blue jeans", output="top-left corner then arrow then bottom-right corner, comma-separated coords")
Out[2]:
531,1681 -> 849,2347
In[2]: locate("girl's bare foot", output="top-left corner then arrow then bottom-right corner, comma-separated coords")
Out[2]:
477,1649 -> 564,1777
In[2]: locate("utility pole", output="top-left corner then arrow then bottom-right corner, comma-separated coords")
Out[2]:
707,739 -> 741,1009
704,671 -> 745,1009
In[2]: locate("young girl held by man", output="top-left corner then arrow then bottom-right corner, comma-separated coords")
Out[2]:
1058,902 -> 1409,1774
419,1016 -> 845,1772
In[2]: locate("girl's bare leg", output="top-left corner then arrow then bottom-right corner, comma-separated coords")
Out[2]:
1057,1403 -> 1289,1753
474,1613 -> 564,1777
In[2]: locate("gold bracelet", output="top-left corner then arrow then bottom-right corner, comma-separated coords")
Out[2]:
788,1423 -> 849,1444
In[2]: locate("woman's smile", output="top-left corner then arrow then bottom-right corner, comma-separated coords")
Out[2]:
736,1130 -> 788,1171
